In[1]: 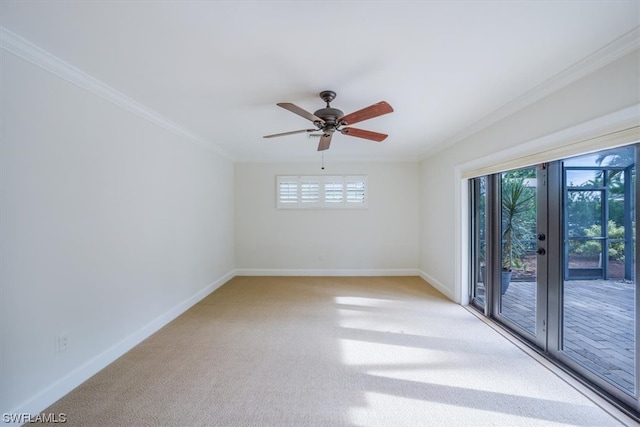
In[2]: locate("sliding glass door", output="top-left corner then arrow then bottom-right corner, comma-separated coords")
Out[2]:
469,143 -> 639,414
555,146 -> 637,400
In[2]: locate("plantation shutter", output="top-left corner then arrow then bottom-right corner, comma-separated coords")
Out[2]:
278,179 -> 298,205
325,179 -> 345,204
300,181 -> 320,204
276,175 -> 367,209
346,179 -> 366,205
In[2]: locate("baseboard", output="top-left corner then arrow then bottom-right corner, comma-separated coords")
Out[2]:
418,270 -> 456,302
9,270 -> 236,420
235,268 -> 421,277
234,269 -> 457,302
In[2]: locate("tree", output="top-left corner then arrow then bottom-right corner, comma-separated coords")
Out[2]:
502,175 -> 535,271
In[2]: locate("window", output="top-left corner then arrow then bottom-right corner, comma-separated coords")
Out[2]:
276,175 -> 368,209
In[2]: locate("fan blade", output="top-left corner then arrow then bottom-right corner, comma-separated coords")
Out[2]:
340,127 -> 388,142
263,129 -> 316,138
317,133 -> 333,151
339,101 -> 393,126
277,103 -> 324,123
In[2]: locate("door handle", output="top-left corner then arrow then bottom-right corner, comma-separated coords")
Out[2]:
537,248 -> 546,255
537,233 -> 546,241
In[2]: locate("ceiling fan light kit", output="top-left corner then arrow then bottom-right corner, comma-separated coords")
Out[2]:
263,90 -> 393,152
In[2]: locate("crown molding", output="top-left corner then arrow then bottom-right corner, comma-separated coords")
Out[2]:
421,26 -> 640,160
0,26 -> 235,160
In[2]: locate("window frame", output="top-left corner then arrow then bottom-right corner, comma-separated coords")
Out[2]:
276,175 -> 368,209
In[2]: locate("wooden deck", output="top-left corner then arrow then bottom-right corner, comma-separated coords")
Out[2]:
477,279 -> 636,393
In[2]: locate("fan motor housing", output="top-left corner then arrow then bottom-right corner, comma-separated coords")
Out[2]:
314,107 -> 344,123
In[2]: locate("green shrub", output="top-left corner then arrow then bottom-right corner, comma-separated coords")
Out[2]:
574,220 -> 627,261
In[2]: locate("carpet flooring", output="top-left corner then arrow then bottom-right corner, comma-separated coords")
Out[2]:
43,276 -> 627,426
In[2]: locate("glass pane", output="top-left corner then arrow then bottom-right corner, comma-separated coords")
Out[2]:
567,237 -> 604,278
566,190 -> 602,237
564,146 -> 635,168
471,177 -> 487,307
562,145 -> 636,394
566,170 -> 604,188
500,167 -> 537,334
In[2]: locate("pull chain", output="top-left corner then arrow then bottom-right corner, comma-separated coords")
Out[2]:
321,151 -> 325,170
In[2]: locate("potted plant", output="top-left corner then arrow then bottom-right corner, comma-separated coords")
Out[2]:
501,175 -> 535,295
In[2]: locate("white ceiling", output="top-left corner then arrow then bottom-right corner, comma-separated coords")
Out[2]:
1,1 -> 638,162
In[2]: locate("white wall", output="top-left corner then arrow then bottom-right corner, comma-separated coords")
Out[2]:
420,50 -> 640,303
235,162 -> 420,273
0,52 -> 235,414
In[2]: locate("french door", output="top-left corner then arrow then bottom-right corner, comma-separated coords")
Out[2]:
470,144 -> 638,415
470,166 -> 549,347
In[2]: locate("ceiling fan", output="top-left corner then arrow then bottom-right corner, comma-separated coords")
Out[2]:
263,90 -> 393,151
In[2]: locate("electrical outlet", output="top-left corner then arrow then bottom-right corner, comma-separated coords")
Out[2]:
57,334 -> 69,352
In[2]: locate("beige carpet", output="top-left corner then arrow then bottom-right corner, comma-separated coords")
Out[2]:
43,276 -> 625,426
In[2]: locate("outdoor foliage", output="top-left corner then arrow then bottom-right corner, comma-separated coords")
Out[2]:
501,172 -> 536,271
567,146 -> 636,264
572,220 -> 634,261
